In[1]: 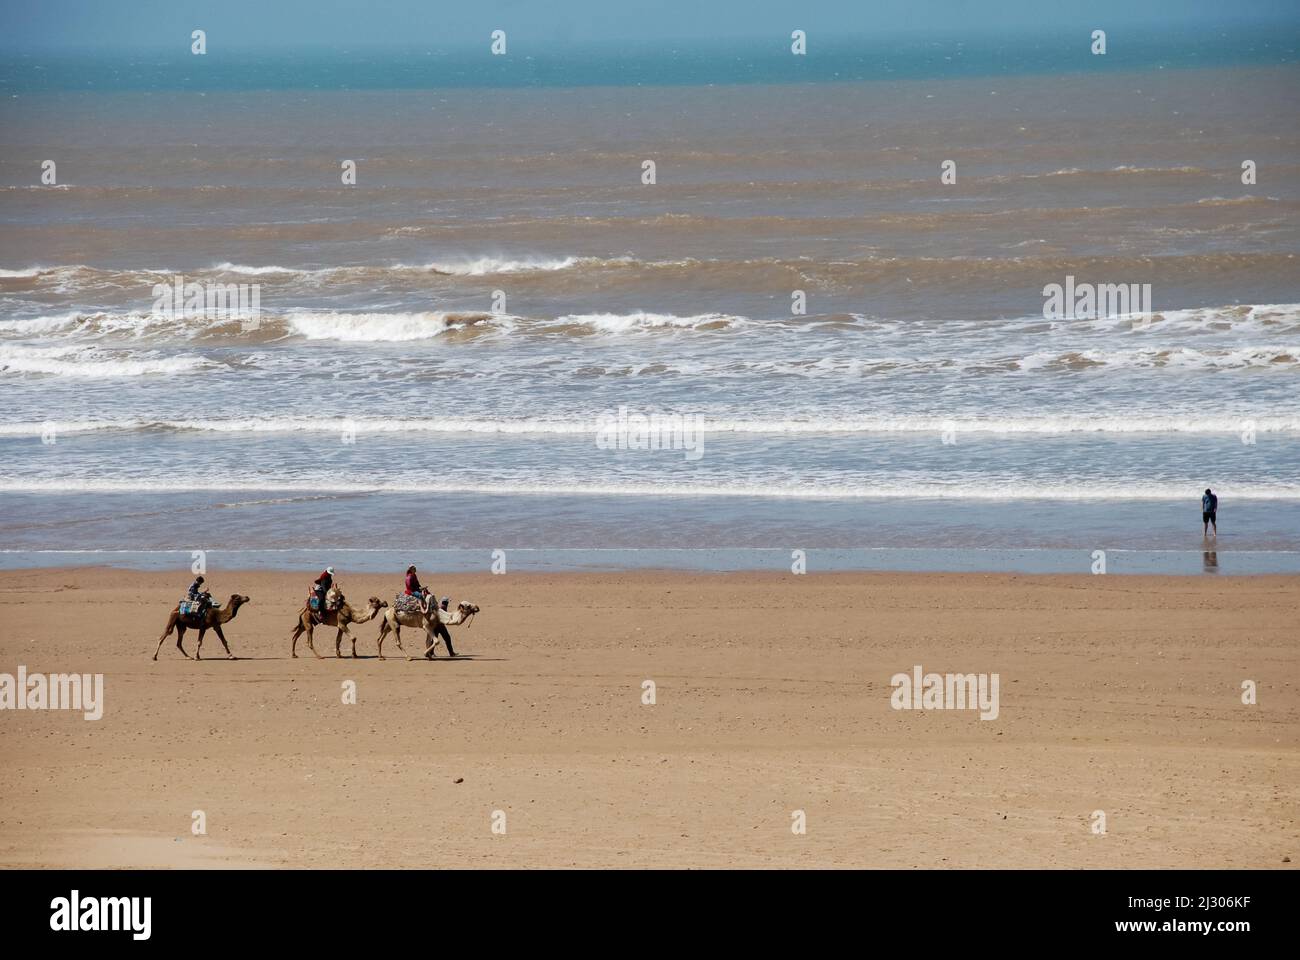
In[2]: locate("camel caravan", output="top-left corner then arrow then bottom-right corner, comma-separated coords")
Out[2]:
153,566 -> 479,661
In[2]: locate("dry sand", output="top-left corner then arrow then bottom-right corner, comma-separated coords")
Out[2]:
0,567 -> 1296,868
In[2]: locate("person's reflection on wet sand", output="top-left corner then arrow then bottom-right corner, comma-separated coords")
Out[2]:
1203,550 -> 1219,573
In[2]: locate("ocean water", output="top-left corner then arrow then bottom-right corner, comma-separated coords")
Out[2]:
2,35 -> 1299,573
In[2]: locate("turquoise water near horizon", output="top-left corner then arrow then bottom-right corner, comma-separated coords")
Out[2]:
3,27 -> 1298,91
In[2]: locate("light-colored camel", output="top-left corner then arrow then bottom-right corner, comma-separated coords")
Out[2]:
289,588 -> 388,659
153,594 -> 249,661
376,600 -> 479,660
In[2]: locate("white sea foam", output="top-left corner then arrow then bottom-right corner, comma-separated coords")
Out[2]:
6,300 -> 1294,346
0,345 -> 208,377
284,310 -> 505,341
0,311 -> 210,339
1110,165 -> 1200,174
1,476 -> 1297,501
2,307 -> 746,343
422,255 -> 588,275
1194,195 -> 1274,205
1043,303 -> 1300,334
551,311 -> 747,333
210,262 -> 303,275
212,255 -> 622,279
1,414 -> 1294,437
0,314 -> 84,336
1015,345 -> 1300,371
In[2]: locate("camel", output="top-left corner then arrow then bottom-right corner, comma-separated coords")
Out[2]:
289,588 -> 388,659
153,594 -> 249,661
375,600 -> 479,660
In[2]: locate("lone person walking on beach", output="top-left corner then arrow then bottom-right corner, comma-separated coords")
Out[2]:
1202,488 -> 1218,538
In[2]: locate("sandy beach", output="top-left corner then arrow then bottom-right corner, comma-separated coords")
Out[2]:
0,566 -> 1295,869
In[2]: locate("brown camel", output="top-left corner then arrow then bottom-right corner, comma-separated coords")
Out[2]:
376,600 -> 479,660
289,591 -> 388,659
152,594 -> 249,661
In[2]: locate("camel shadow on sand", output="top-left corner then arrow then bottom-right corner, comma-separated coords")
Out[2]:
322,651 -> 502,661
149,654 -> 507,662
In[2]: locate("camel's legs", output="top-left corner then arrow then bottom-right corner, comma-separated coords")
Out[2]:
175,624 -> 190,659
194,627 -> 206,660
334,625 -> 346,658
153,615 -> 176,660
213,623 -> 235,659
304,623 -> 322,659
409,626 -> 431,660
290,621 -> 305,658
416,631 -> 436,659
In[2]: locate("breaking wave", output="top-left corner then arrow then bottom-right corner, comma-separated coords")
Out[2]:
1,476 -> 1298,501
0,345 -> 210,377
2,415 -> 1295,437
284,310 -> 504,342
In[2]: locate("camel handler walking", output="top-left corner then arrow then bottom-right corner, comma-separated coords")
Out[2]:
416,591 -> 454,659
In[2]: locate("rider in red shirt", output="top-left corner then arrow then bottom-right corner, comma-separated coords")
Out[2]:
403,564 -> 423,595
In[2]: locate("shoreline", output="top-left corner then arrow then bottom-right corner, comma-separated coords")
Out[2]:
1,546 -> 1296,575
1,566 -> 1295,868
11,563 -> 1300,580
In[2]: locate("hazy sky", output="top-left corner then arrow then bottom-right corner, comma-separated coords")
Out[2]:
2,0 -> 1297,51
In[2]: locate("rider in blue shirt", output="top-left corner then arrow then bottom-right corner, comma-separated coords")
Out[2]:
186,575 -> 211,620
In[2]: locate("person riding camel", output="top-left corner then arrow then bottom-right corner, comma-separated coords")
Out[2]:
313,566 -> 335,622
186,575 -> 212,621
404,565 -> 427,603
